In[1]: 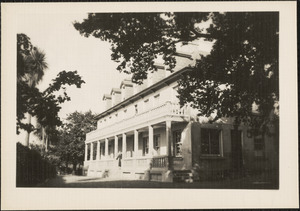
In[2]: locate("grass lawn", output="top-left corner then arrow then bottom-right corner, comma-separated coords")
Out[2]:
37,173 -> 278,189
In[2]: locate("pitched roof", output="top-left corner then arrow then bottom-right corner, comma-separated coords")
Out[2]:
110,88 -> 121,95
120,79 -> 133,88
95,67 -> 192,120
102,94 -> 112,100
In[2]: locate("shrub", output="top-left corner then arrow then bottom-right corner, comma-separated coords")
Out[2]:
16,142 -> 57,187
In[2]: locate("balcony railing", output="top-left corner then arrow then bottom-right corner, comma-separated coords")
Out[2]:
122,157 -> 152,170
85,159 -> 118,170
85,156 -> 171,175
152,156 -> 168,168
86,102 -> 190,141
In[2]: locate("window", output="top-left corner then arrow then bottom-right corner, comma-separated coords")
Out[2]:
154,135 -> 160,153
173,130 -> 182,157
122,86 -> 126,100
143,137 -> 149,156
201,128 -> 221,155
254,134 -> 265,157
144,99 -> 149,111
123,109 -> 127,118
154,94 -> 160,105
135,104 -> 138,114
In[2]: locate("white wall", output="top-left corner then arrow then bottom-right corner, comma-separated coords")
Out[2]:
96,81 -> 179,130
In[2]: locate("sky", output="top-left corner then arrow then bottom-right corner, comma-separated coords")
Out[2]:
16,12 -> 213,121
15,11 -> 215,144
14,10 -> 215,144
17,12 -> 130,120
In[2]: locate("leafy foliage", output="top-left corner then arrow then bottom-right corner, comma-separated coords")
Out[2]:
74,13 -> 209,84
74,12 -> 279,130
56,111 -> 97,171
177,12 -> 279,129
17,34 -> 86,134
16,142 -> 57,186
17,33 -> 33,80
17,70 -> 85,134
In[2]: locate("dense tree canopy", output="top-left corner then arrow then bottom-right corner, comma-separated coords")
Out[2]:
178,13 -> 279,128
74,12 -> 279,130
56,111 -> 97,172
17,34 -> 49,145
74,13 -> 210,83
17,34 -> 86,135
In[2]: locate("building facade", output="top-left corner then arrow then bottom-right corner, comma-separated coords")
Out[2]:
83,54 -> 278,182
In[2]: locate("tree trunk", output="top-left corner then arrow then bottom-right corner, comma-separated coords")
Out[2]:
66,161 -> 69,174
24,113 -> 32,147
42,127 -> 45,150
45,134 -> 48,152
72,162 -> 77,175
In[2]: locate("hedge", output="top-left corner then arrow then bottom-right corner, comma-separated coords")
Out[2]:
16,142 -> 57,187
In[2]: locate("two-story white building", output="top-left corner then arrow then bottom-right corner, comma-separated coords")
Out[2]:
83,52 -> 278,182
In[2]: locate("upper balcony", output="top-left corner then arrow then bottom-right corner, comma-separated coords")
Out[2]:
86,101 -> 191,142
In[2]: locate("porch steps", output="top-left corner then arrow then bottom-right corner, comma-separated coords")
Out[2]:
107,168 -> 123,179
173,170 -> 194,183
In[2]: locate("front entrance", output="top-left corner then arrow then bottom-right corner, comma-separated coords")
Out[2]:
231,130 -> 243,172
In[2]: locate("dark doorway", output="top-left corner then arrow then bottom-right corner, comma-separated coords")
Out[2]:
231,130 -> 243,173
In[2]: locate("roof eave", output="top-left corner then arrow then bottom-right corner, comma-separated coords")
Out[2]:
94,67 -> 192,120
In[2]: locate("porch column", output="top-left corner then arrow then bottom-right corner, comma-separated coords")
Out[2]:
90,142 -> 94,161
96,140 -> 100,160
105,138 -> 109,159
148,125 -> 154,156
114,135 -> 118,158
166,120 -> 172,169
134,130 -> 139,157
84,143 -> 88,161
122,133 -> 127,158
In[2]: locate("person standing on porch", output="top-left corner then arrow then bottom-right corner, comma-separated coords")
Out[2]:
116,151 -> 122,167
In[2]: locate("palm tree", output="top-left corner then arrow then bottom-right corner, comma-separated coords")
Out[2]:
22,47 -> 48,87
34,122 -> 49,152
22,47 -> 48,147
